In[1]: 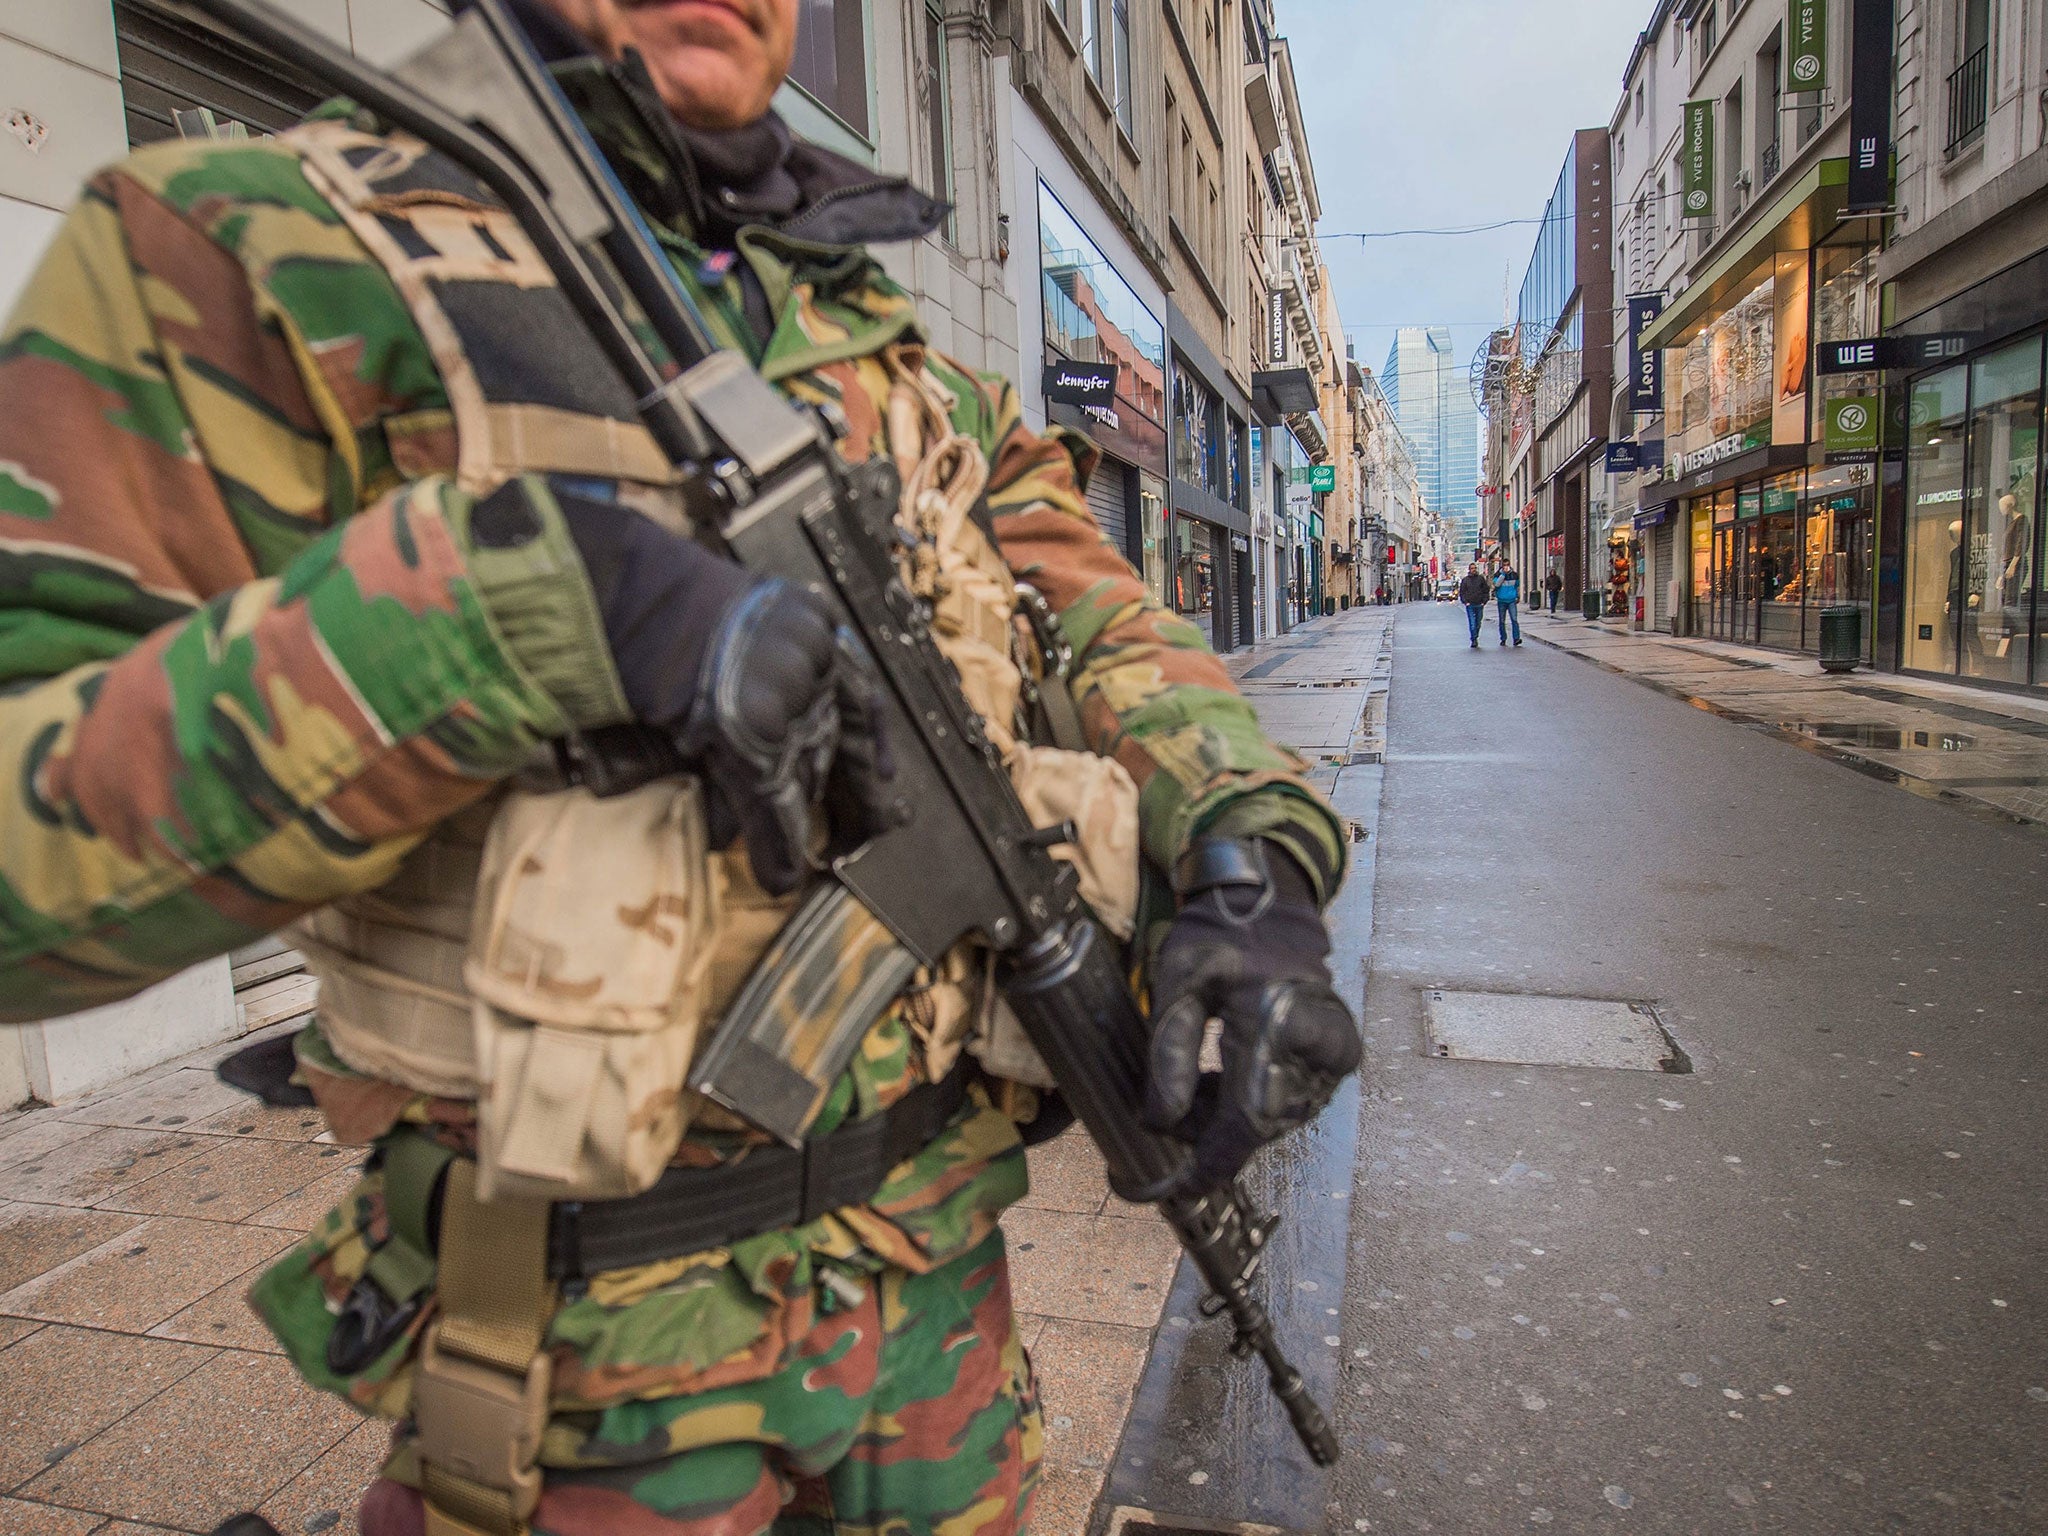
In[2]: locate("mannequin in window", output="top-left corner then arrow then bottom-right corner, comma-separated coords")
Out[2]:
1996,490 -> 2031,608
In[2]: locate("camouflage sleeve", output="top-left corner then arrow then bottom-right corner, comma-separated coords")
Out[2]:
946,370 -> 1345,904
0,152 -> 623,1022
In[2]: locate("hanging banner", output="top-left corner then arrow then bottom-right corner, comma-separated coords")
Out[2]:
1268,291 -> 1289,365
1627,293 -> 1666,411
1847,0 -> 1896,212
1788,0 -> 1828,91
1308,464 -> 1337,493
1682,101 -> 1716,219
1825,395 -> 1880,459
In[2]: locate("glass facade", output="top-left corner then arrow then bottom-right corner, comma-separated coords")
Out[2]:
1692,466 -> 1875,654
1902,339 -> 2045,686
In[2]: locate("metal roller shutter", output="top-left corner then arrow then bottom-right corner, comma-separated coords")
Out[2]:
1651,522 -> 1676,630
114,0 -> 326,147
1085,456 -> 1131,558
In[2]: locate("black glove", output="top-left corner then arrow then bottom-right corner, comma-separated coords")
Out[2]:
1144,838 -> 1361,1197
537,479 -> 903,895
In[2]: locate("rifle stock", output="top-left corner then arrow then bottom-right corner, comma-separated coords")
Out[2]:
187,0 -> 1340,1468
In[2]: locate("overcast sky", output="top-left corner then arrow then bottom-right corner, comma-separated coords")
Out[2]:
1279,0 -> 1650,385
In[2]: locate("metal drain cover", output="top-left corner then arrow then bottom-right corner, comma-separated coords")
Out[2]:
1423,990 -> 1689,1072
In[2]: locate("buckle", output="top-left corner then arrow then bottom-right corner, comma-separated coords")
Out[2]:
412,1323 -> 552,1521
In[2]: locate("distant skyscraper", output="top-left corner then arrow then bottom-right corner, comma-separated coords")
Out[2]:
1380,327 -> 1481,559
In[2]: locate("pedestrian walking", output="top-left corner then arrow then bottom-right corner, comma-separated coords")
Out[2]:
1495,560 -> 1524,646
1544,569 -> 1563,614
1457,562 -> 1491,648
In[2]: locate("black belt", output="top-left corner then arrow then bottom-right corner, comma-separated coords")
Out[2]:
545,1066 -> 973,1280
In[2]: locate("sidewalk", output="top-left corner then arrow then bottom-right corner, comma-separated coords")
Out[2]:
0,609 -> 1392,1536
1529,613 -> 2048,828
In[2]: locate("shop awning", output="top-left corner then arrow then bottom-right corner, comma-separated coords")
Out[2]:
1639,157 -> 1850,354
1254,366 -> 1319,416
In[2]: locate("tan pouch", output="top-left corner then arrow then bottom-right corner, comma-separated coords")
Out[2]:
1006,744 -> 1141,940
463,780 -> 718,1203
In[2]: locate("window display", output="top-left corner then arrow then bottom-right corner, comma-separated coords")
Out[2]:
1902,367 -> 1970,674
1960,340 -> 2042,685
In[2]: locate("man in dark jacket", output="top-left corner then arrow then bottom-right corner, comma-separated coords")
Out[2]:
1457,562 -> 1491,647
1544,569 -> 1564,613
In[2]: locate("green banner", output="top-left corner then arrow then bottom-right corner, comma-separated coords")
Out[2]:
1682,100 -> 1716,219
1788,0 -> 1828,90
1825,395 -> 1879,456
1309,464 -> 1336,493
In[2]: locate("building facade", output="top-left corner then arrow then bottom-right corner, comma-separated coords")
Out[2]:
1380,326 -> 1481,562
1504,130 -> 1615,606
1879,0 -> 2048,692
1630,0 -> 1876,660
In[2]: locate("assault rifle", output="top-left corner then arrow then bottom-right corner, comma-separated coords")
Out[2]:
190,0 -> 1338,1467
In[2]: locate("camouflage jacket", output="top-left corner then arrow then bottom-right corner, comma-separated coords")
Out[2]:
0,65 -> 1344,1434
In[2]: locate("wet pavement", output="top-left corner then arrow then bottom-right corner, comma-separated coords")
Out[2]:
1533,614 -> 2048,828
1330,600 -> 2048,1533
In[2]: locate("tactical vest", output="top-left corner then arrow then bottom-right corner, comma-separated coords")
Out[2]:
281,119 -> 1139,1196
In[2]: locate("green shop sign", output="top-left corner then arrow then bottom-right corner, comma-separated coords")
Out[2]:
1309,464 -> 1337,493
1788,0 -> 1828,91
1825,395 -> 1880,458
1682,100 -> 1716,219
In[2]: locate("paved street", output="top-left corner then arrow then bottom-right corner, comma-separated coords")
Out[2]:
1329,600 -> 2048,1533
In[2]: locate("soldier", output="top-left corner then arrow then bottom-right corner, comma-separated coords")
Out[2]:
0,0 -> 1361,1532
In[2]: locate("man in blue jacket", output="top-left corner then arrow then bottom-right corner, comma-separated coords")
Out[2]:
1494,560 -> 1524,647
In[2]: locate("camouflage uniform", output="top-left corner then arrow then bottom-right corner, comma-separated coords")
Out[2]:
0,60 -> 1344,1536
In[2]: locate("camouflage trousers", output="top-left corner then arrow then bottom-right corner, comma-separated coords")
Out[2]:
359,1230 -> 1042,1536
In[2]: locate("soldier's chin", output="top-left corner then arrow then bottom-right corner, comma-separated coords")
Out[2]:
636,38 -> 785,129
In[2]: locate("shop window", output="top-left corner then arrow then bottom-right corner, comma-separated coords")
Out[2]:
1960,340 -> 2043,685
1038,180 -> 1166,419
1139,474 -> 1168,606
1903,366 -> 1972,673
1111,0 -> 1135,134
922,3 -> 954,242
791,0 -> 870,138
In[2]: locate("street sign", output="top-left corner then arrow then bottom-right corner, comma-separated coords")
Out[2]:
1041,359 -> 1118,407
1682,101 -> 1715,219
1309,464 -> 1336,493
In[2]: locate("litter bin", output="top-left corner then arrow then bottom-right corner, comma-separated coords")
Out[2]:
1324,598 -> 1336,616
1581,590 -> 1602,621
1817,605 -> 1861,673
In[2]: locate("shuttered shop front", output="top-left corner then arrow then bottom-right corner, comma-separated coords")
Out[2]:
1086,456 -> 1132,557
114,0 -> 324,146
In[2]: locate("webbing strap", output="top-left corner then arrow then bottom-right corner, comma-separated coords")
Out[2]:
366,1132 -> 454,1305
413,1159 -> 555,1536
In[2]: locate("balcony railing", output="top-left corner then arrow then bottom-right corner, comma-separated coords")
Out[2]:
1760,137 -> 1781,184
1947,46 -> 1989,153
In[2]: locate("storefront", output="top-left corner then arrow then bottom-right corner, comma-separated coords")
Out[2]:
1035,182 -> 1168,593
1166,305 -> 1254,651
1690,463 -> 1875,651
1895,327 -> 2045,689
1634,156 -> 1882,656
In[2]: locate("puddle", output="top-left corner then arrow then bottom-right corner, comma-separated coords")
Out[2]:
1791,722 -> 1975,752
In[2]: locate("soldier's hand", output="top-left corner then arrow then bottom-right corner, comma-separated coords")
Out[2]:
547,478 -> 903,894
1143,838 -> 1361,1197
